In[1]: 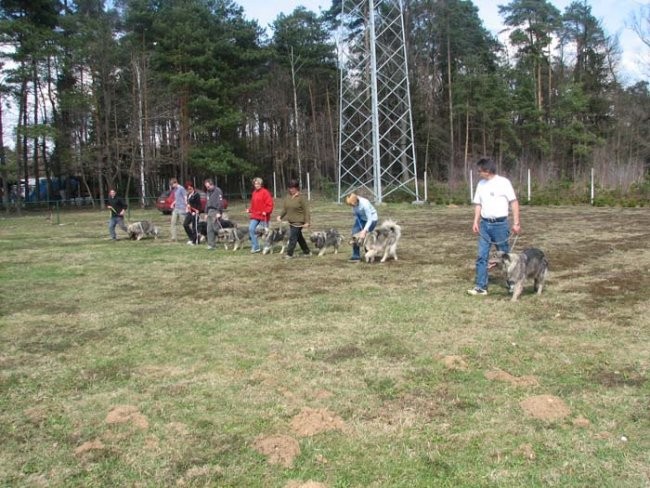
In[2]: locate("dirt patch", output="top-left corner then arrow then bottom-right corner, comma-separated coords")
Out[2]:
520,395 -> 570,421
324,344 -> 364,362
285,481 -> 328,488
590,368 -> 646,388
367,391 -> 441,429
290,407 -> 348,437
252,434 -> 301,467
24,406 -> 48,425
513,443 -> 536,460
312,389 -> 333,400
176,464 -> 224,485
441,355 -> 468,371
166,421 -> 190,436
573,416 -> 591,428
485,369 -> 539,387
105,405 -> 149,430
74,439 -> 105,457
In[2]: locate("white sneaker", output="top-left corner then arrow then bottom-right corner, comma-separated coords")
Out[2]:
187,240 -> 195,245
467,287 -> 488,296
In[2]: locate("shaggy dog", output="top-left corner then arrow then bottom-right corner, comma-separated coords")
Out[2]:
216,226 -> 248,250
260,226 -> 288,255
495,248 -> 548,301
310,228 -> 343,256
127,220 -> 160,240
196,215 -> 236,243
350,219 -> 402,263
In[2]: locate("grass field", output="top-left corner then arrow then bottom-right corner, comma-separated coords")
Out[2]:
1,202 -> 648,487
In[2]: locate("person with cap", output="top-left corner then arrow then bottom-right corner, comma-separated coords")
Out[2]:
345,192 -> 378,262
277,179 -> 311,259
247,177 -> 274,253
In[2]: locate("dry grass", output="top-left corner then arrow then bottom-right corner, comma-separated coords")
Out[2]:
0,202 -> 648,487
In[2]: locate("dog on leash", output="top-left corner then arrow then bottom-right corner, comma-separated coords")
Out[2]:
310,228 -> 342,256
127,221 -> 160,240
261,226 -> 288,255
196,215 -> 236,243
495,248 -> 548,301
350,219 -> 402,263
216,226 -> 248,250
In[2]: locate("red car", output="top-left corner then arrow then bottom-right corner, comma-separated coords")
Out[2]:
155,190 -> 227,214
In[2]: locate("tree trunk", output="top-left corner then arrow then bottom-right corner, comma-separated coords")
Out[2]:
0,89 -> 8,213
290,47 -> 302,187
32,62 -> 40,202
463,100 -> 469,181
446,14 -> 454,185
179,88 -> 190,183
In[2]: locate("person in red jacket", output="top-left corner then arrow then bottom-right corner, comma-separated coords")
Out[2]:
247,177 -> 274,254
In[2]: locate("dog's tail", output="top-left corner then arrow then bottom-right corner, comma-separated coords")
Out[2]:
380,219 -> 401,238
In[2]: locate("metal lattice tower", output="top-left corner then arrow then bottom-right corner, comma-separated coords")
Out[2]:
337,0 -> 419,204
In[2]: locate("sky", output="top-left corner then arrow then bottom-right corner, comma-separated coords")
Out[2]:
237,0 -> 649,85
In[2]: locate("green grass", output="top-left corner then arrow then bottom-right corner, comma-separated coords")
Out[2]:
1,203 -> 648,487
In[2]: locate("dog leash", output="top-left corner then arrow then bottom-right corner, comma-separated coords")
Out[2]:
478,231 -> 519,251
278,221 -> 307,228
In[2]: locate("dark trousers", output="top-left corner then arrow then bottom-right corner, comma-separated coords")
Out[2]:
286,224 -> 310,256
183,212 -> 199,243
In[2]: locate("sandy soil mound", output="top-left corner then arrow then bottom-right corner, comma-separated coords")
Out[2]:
520,395 -> 570,421
290,407 -> 347,437
485,369 -> 539,387
252,434 -> 301,467
74,439 -> 105,457
105,405 -> 149,429
441,355 -> 468,371
285,481 -> 328,488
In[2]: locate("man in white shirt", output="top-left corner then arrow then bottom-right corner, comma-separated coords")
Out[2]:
468,158 -> 521,295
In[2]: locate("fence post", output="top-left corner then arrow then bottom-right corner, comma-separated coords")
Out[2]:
469,170 -> 474,202
273,172 -> 277,199
527,168 -> 531,203
56,201 -> 60,225
423,172 -> 428,202
590,167 -> 595,205
307,172 -> 311,201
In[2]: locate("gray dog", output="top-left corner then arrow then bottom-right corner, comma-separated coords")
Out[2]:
310,228 -> 342,256
350,219 -> 401,263
216,226 -> 248,250
261,227 -> 288,255
496,248 -> 548,301
127,220 -> 160,240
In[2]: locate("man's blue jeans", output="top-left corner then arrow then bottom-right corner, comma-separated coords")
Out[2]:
351,218 -> 377,259
109,216 -> 127,239
475,219 -> 510,290
249,219 -> 267,251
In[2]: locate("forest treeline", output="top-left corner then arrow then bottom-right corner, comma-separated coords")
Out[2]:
0,0 -> 648,206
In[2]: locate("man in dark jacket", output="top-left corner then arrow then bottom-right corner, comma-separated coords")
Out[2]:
203,178 -> 224,250
106,189 -> 128,240
183,181 -> 202,245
